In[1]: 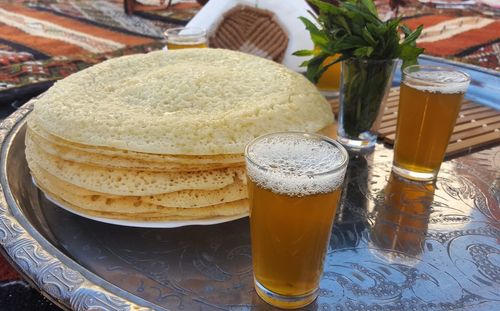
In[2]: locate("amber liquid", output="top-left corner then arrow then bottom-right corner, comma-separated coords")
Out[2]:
166,42 -> 208,50
248,179 -> 342,300
372,173 -> 434,257
394,83 -> 464,175
316,55 -> 341,92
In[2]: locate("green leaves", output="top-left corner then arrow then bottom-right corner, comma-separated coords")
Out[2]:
340,59 -> 396,137
308,0 -> 342,14
400,24 -> 424,68
400,45 -> 425,68
402,25 -> 423,45
361,27 -> 377,46
296,0 -> 424,83
304,53 -> 328,82
361,0 -> 377,16
353,46 -> 374,58
293,49 -> 315,56
298,16 -> 329,48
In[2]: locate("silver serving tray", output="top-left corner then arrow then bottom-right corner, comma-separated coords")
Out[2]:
0,103 -> 160,310
1,99 -> 499,310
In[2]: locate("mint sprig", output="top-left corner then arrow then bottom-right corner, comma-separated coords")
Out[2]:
294,0 -> 424,83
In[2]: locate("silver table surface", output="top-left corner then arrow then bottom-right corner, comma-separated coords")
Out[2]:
0,100 -> 498,310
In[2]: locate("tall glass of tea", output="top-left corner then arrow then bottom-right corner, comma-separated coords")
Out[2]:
164,27 -> 207,50
393,65 -> 470,181
245,132 -> 348,309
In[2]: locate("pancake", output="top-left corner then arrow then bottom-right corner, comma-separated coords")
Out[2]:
143,179 -> 247,208
43,193 -> 248,221
30,161 -> 248,209
39,187 -> 248,221
35,173 -> 248,217
27,129 -> 242,172
27,120 -> 244,165
26,138 -> 245,196
30,48 -> 333,155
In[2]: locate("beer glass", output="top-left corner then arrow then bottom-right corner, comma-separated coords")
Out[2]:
245,132 -> 348,309
393,65 -> 470,180
164,27 -> 207,50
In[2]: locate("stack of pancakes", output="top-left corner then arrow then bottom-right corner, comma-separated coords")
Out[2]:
26,48 -> 333,222
26,123 -> 248,221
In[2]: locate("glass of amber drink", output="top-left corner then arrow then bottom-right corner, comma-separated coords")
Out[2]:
315,54 -> 342,96
393,65 -> 470,181
245,132 -> 348,309
164,27 -> 207,50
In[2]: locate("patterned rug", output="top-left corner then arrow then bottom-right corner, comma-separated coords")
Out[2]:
377,0 -> 500,70
0,0 -> 499,105
406,14 -> 500,69
0,0 -> 200,104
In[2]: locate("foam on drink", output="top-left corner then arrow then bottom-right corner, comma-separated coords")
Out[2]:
404,70 -> 470,94
245,133 -> 347,197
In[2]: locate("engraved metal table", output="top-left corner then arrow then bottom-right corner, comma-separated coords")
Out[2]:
0,57 -> 499,310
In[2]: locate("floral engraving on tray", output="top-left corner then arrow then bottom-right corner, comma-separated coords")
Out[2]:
9,238 -> 55,274
38,262 -> 85,299
0,213 -> 24,242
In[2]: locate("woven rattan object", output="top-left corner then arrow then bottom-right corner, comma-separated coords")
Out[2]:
209,5 -> 289,63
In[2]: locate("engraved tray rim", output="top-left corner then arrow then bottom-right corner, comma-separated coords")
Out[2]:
0,100 -> 164,311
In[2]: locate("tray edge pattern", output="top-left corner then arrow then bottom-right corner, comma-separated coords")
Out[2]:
0,99 -> 156,311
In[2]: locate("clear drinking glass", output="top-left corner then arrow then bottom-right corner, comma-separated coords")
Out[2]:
164,27 -> 208,50
392,65 -> 471,181
337,58 -> 397,149
245,132 -> 349,309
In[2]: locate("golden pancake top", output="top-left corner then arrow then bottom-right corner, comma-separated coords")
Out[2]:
30,48 -> 333,155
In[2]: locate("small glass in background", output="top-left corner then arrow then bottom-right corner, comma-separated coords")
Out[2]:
245,132 -> 348,309
392,65 -> 471,181
164,27 -> 208,50
316,54 -> 342,97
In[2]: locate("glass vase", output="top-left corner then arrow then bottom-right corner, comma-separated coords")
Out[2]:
337,58 -> 397,149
